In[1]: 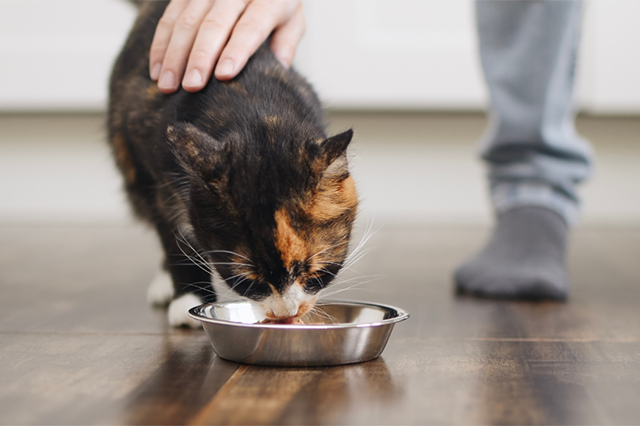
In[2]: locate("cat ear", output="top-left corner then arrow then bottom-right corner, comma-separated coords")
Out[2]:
166,123 -> 225,175
317,129 -> 353,169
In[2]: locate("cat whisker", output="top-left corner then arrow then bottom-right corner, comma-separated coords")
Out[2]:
317,274 -> 381,299
329,274 -> 382,288
308,306 -> 339,324
223,271 -> 253,283
322,276 -> 381,294
310,220 -> 380,285
157,175 -> 190,189
310,275 -> 325,292
317,268 -> 337,278
344,218 -> 380,265
316,260 -> 343,266
341,246 -> 376,274
212,290 -> 245,303
243,279 -> 258,299
206,262 -> 254,268
174,229 -> 219,275
181,253 -> 214,275
307,306 -> 327,320
219,274 -> 253,300
318,285 -> 375,299
200,249 -> 254,264
172,260 -> 253,268
175,249 -> 214,276
305,242 -> 345,263
166,207 -> 188,223
181,281 -> 217,296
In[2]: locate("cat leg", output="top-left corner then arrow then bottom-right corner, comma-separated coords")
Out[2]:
147,268 -> 174,307
168,293 -> 206,329
155,224 -> 216,327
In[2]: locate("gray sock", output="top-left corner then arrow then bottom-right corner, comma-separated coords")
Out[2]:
454,206 -> 569,300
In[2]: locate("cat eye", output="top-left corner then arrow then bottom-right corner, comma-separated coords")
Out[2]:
226,278 -> 271,300
304,272 -> 329,293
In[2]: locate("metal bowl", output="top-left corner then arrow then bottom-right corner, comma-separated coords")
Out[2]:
188,300 -> 409,367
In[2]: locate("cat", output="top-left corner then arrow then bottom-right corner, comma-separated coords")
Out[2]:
108,1 -> 358,327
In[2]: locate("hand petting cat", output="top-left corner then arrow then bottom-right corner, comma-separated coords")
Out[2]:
149,0 -> 305,94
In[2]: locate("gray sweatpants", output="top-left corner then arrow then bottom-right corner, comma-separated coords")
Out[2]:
476,0 -> 593,224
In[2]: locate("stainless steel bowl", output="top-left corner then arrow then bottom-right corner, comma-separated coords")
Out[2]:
188,300 -> 409,367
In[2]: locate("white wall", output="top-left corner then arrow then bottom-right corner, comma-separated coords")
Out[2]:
577,0 -> 640,113
0,0 -> 136,111
2,113 -> 639,225
295,0 -> 487,109
0,0 -> 639,113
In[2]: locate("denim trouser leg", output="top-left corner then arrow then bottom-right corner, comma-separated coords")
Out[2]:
476,0 -> 593,224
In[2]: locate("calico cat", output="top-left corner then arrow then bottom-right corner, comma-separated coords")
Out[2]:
108,2 -> 357,327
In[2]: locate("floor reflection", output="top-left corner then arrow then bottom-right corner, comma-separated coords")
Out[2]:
192,357 -> 404,424
277,357 -> 404,424
122,333 -> 221,425
119,332 -> 403,425
472,302 -> 609,425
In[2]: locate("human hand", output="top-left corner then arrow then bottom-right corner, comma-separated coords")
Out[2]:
149,0 -> 305,94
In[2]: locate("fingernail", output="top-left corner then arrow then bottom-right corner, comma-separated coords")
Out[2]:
274,51 -> 291,69
216,59 -> 234,76
184,69 -> 202,87
276,56 -> 290,69
150,62 -> 161,80
158,71 -> 175,90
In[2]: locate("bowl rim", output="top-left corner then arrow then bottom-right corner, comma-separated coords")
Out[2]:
188,299 -> 410,330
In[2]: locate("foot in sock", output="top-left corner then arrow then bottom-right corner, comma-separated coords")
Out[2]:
454,206 -> 569,301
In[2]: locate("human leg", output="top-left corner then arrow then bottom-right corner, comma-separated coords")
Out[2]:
455,0 -> 592,300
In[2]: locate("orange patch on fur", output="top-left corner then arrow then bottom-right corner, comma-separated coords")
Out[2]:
146,84 -> 160,98
274,209 -> 307,269
309,176 -> 358,222
183,141 -> 200,159
167,125 -> 201,158
241,271 -> 259,281
341,176 -> 358,207
225,80 -> 248,95
112,133 -> 136,184
296,298 -> 317,317
263,115 -> 279,126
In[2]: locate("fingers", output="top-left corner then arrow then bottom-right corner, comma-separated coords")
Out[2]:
270,4 -> 305,68
214,0 -> 300,81
156,0 -> 213,94
149,0 -> 190,81
182,0 -> 249,92
150,0 -> 304,92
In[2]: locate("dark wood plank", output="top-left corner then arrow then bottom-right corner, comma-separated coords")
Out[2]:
0,224 -> 167,334
1,223 -> 640,425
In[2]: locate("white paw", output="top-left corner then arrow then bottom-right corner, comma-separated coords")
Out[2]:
147,269 -> 175,307
168,293 -> 203,328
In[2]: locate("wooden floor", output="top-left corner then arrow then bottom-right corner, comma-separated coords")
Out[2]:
1,222 -> 640,425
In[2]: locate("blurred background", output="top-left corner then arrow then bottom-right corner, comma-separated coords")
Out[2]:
1,0 -> 639,226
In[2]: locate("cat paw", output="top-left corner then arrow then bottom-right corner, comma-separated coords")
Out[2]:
147,269 -> 175,307
168,294 -> 202,328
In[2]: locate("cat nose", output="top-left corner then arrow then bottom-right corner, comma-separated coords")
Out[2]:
272,303 -> 299,318
266,283 -> 305,318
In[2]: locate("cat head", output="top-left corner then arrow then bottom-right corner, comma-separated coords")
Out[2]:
167,122 -> 357,320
